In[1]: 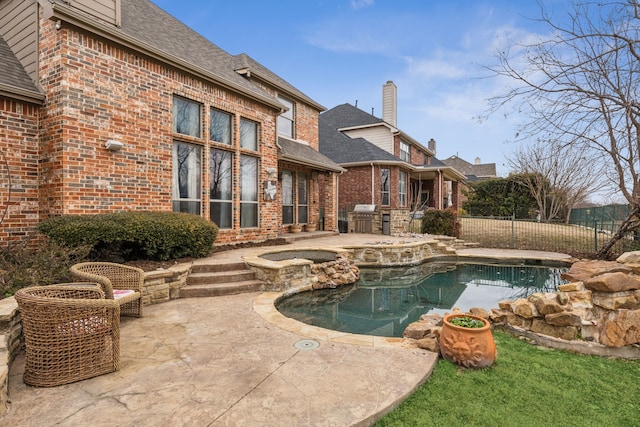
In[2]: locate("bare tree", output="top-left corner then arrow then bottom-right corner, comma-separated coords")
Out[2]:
486,1 -> 640,257
507,139 -> 606,223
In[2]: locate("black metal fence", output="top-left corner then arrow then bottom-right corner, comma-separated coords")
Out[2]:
459,215 -> 637,258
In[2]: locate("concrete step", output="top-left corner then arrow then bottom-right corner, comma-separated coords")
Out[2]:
191,262 -> 247,273
180,280 -> 264,298
187,269 -> 256,285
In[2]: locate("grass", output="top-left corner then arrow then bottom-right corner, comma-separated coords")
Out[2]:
458,217 -> 638,258
376,331 -> 640,427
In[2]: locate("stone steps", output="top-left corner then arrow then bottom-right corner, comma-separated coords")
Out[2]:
180,262 -> 264,298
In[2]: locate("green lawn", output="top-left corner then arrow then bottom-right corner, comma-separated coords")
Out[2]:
376,331 -> 640,427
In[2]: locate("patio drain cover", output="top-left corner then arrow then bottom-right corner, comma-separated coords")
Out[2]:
294,339 -> 320,350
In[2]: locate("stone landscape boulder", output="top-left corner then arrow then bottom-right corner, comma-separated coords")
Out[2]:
310,255 -> 360,290
492,252 -> 640,349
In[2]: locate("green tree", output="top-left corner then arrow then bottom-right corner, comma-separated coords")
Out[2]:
463,176 -> 536,219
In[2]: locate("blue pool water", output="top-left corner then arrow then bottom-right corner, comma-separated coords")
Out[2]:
276,261 -> 567,338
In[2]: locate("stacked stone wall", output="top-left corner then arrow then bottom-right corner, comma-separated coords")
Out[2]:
490,253 -> 640,349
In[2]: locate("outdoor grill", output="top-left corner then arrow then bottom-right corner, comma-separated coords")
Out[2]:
352,204 -> 377,233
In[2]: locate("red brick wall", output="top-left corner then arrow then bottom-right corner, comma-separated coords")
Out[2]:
338,166 -> 374,210
294,102 -> 319,149
38,20 -> 281,244
337,164 -> 411,212
317,171 -> 337,231
0,97 -> 41,241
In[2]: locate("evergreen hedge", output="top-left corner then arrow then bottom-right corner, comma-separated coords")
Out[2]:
421,209 -> 459,237
38,211 -> 218,261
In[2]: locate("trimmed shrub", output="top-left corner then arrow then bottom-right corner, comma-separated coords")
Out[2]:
421,209 -> 459,237
38,211 -> 218,261
0,239 -> 91,298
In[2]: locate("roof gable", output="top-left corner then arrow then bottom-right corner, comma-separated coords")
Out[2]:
321,103 -> 385,129
233,53 -> 324,111
119,1 -> 273,102
319,116 -> 401,164
0,34 -> 43,102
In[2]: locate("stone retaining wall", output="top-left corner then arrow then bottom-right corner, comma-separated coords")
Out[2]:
344,238 -> 454,267
490,252 -> 640,350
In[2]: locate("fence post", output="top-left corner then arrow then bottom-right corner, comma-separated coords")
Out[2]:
511,214 -> 515,249
594,219 -> 598,252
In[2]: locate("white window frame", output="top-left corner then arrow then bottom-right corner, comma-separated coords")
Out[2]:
240,155 -> 259,228
277,95 -> 295,138
400,141 -> 410,163
399,170 -> 407,207
381,168 -> 390,206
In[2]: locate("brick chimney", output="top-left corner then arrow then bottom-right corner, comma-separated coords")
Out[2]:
382,81 -> 397,127
428,138 -> 436,155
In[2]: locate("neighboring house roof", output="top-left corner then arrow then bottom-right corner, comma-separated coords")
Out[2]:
442,155 -> 497,178
233,53 -> 324,111
321,103 -> 436,157
319,117 -> 403,165
0,35 -> 44,103
321,103 -> 387,129
278,136 -> 345,173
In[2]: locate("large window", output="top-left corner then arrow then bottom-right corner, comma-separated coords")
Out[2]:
297,173 -> 308,223
210,109 -> 232,145
172,141 -> 202,214
210,149 -> 233,228
277,95 -> 294,138
240,155 -> 258,228
173,97 -> 201,137
281,170 -> 294,224
240,118 -> 258,151
399,170 -> 407,207
381,168 -> 390,206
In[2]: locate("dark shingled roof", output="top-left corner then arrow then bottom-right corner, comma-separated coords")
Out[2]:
233,53 -> 324,111
429,157 -> 447,167
278,137 -> 344,172
319,116 -> 401,164
0,35 -> 42,99
118,0 -> 278,107
320,103 -> 385,129
442,155 -> 497,178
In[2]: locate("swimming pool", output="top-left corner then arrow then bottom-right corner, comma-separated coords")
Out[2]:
276,261 -> 567,338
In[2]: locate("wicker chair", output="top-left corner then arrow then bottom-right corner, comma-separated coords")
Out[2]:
15,284 -> 120,387
70,262 -> 144,317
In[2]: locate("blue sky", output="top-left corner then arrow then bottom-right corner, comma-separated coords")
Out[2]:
151,0 -> 570,176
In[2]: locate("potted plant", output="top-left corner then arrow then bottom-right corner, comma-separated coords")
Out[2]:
439,313 -> 496,368
289,224 -> 302,233
304,222 -> 317,232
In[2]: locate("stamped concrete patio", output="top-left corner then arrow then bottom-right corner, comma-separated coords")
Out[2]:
2,233 -> 571,426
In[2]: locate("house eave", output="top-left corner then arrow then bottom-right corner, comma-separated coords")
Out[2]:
0,84 -> 45,104
279,153 -> 346,173
415,165 -> 467,181
339,160 -> 414,169
42,2 -> 284,112
338,122 -> 397,133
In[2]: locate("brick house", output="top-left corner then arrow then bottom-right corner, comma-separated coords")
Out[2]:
441,155 -> 498,209
0,0 -> 342,244
319,81 -> 465,234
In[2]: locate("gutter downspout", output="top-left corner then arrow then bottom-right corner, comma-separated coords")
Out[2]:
336,169 -> 344,232
371,163 -> 375,205
437,168 -> 442,210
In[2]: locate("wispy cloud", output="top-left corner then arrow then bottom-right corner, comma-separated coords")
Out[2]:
350,0 -> 374,10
